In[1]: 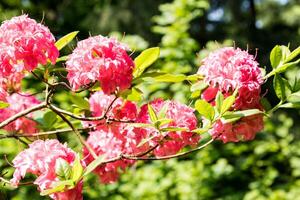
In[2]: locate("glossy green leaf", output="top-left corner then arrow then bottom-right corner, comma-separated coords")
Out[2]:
55,31 -> 79,50
40,180 -> 74,196
160,127 -> 188,132
287,91 -> 300,103
220,95 -> 235,115
55,158 -> 72,180
133,47 -> 160,77
128,123 -> 154,128
56,56 -> 68,63
195,100 -> 215,121
215,91 -> 224,113
157,102 -> 169,119
152,74 -> 186,83
221,109 -> 262,123
270,45 -> 282,68
273,74 -> 290,100
155,118 -> 173,128
274,59 -> 300,74
285,46 -> 300,63
71,154 -> 83,183
70,95 -> 90,110
126,87 -> 143,102
43,111 -> 58,128
192,127 -> 209,134
279,102 -> 300,108
190,81 -> 208,92
148,104 -> 158,123
0,101 -> 9,109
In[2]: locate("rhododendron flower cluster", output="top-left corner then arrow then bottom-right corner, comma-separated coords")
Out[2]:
66,35 -> 134,94
0,15 -> 58,91
2,12 -> 294,200
136,99 -> 200,156
0,93 -> 40,133
11,139 -> 82,200
83,91 -> 140,183
198,47 -> 264,143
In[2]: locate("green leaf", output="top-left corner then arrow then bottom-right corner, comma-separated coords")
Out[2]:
133,47 -> 160,78
83,155 -> 106,176
56,56 -> 68,63
186,74 -> 203,81
128,123 -> 154,128
190,81 -> 208,92
155,118 -> 173,128
43,111 -> 58,128
152,74 -> 186,83
160,127 -> 188,132
270,45 -> 282,68
55,31 -> 79,50
71,154 -> 83,183
0,101 -> 9,109
126,87 -> 143,102
70,95 -> 90,110
192,127 -> 209,134
279,102 -> 300,108
157,102 -> 169,119
273,74 -> 291,100
148,104 -> 158,123
195,100 -> 215,121
285,46 -> 300,63
55,158 -> 72,180
40,180 -> 74,196
274,59 -> 300,74
221,109 -> 262,123
220,95 -> 235,115
287,91 -> 300,103
215,92 -> 224,113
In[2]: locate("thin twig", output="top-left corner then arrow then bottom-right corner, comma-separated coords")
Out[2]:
0,102 -> 47,129
49,106 -> 98,159
0,127 -> 95,140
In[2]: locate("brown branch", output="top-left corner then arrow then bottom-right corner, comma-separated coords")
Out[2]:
0,102 -> 47,129
0,127 -> 95,140
49,106 -> 98,159
123,138 -> 214,160
92,138 -> 215,167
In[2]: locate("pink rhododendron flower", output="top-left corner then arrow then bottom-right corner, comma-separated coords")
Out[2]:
83,124 -> 141,183
83,91 -> 139,183
210,114 -> 263,143
66,35 -> 134,94
198,47 -> 264,143
83,91 -> 137,128
136,99 -> 200,156
11,139 -> 82,200
198,47 -> 263,109
0,93 -> 40,133
0,15 -> 59,75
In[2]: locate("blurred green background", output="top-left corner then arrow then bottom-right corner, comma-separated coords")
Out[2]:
0,0 -> 300,199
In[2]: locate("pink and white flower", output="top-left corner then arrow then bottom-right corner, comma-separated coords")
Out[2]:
66,35 -> 134,94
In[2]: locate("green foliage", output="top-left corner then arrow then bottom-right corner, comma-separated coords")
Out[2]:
195,99 -> 214,121
133,47 -> 160,78
55,31 -> 79,50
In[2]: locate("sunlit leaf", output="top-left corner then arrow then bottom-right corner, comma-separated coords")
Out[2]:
55,31 -> 79,50
133,47 -> 160,78
220,95 -> 235,115
148,104 -> 158,123
195,100 -> 215,121
270,45 -> 282,68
